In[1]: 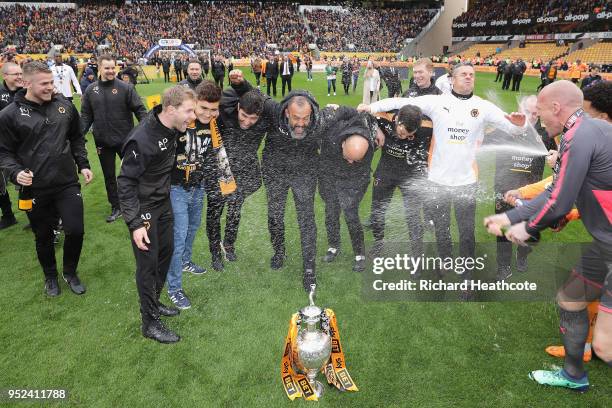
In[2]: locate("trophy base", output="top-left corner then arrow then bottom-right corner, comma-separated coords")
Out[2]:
312,380 -> 325,398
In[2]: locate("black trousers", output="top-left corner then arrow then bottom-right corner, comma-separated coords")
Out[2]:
223,174 -> 261,249
342,81 -> 350,95
371,173 -> 426,256
97,144 -> 123,210
131,201 -> 173,325
495,199 -> 530,268
266,77 -> 277,96
427,182 -> 477,262
319,175 -> 369,257
263,165 -> 317,270
0,191 -> 12,218
163,71 -> 170,82
0,171 -> 13,218
202,176 -> 225,260
213,76 -> 224,88
511,74 -> 523,91
387,83 -> 402,98
254,72 -> 261,86
281,75 -> 292,96
502,74 -> 512,90
27,184 -> 84,279
494,71 -> 503,82
175,69 -> 183,82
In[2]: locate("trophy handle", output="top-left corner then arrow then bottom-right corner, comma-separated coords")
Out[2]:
308,284 -> 316,306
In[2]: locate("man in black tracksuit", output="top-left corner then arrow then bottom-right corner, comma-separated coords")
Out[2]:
162,58 -> 171,83
0,62 -> 23,229
495,60 -> 505,83
261,90 -> 336,291
216,79 -> 267,260
173,57 -> 183,82
265,56 -> 279,97
382,64 -> 402,98
211,56 -> 225,88
511,58 -> 527,92
81,55 -> 147,222
117,86 -> 196,343
0,62 -> 92,297
179,60 -> 203,91
318,107 -> 376,272
369,105 -> 433,264
502,61 -> 514,90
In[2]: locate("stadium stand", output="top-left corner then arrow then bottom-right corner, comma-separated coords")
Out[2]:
494,42 -> 569,63
565,41 -> 612,65
0,1 -> 436,57
456,43 -> 505,59
304,7 -> 436,52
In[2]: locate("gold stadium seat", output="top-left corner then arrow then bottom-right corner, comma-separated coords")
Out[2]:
566,42 -> 612,65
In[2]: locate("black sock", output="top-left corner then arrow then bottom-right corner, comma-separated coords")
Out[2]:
559,307 -> 589,379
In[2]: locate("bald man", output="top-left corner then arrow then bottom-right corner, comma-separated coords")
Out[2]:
0,62 -> 23,229
318,106 -> 377,272
484,80 -> 612,391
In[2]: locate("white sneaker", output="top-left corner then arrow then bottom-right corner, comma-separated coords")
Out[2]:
327,93 -> 330,96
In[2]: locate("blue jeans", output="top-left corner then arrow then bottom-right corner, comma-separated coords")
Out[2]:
166,185 -> 205,293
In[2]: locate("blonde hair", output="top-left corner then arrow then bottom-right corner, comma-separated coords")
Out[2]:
162,85 -> 196,109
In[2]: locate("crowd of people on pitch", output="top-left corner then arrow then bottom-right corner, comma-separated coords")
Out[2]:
304,7 -> 435,53
0,53 -> 610,394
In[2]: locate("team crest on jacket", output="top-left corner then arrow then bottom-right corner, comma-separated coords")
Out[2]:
58,106 -> 66,114
112,89 -> 118,94
471,109 -> 479,118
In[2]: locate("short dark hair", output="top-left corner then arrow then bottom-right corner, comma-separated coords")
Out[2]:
239,90 -> 264,116
98,54 -> 114,65
396,105 -> 422,132
195,80 -> 221,102
583,80 -> 611,119
187,59 -> 201,68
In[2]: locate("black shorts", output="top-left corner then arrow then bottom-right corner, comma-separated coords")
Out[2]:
567,239 -> 612,313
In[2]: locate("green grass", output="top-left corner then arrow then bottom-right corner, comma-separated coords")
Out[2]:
1,70 -> 609,407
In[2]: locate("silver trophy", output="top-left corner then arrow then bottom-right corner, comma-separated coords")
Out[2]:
295,284 -> 332,398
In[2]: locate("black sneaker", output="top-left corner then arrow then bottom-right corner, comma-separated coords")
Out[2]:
211,256 -> 224,272
496,265 -> 512,282
353,255 -> 366,272
271,251 -> 286,270
142,320 -> 180,344
106,207 -> 122,223
323,248 -> 339,263
303,269 -> 316,292
45,277 -> 60,297
0,215 -> 17,230
223,243 -> 237,262
158,303 -> 180,317
516,255 -> 530,273
63,274 -> 86,295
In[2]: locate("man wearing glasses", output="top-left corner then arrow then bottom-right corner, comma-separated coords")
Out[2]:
0,62 -> 23,229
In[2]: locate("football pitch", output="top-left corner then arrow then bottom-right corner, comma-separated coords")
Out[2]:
1,69 -> 610,407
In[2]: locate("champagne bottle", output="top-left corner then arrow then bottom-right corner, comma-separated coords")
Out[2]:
18,168 -> 33,212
